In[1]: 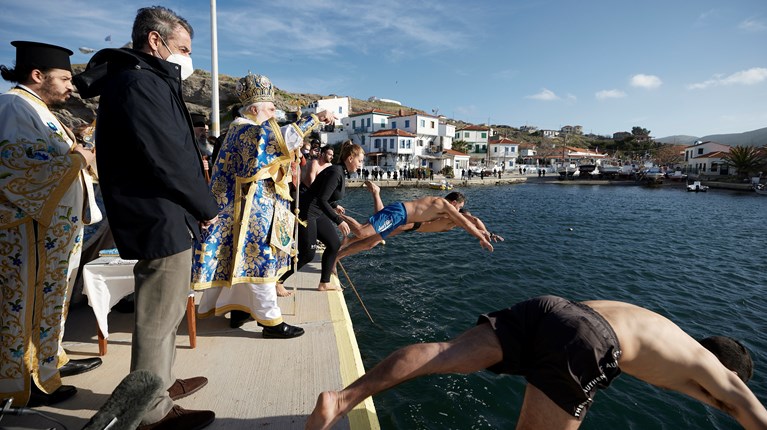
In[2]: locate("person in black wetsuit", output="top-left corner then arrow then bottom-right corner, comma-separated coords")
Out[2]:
278,140 -> 364,291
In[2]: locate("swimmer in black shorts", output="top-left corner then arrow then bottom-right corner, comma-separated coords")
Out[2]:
307,295 -> 767,430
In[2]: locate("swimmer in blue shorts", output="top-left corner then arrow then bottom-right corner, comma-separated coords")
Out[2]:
334,182 -> 503,266
339,190 -> 494,252
307,296 -> 767,430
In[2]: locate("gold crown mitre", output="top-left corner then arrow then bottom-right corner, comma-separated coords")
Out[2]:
236,72 -> 275,105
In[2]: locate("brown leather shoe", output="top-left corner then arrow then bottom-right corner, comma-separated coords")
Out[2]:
137,405 -> 214,430
168,376 -> 208,401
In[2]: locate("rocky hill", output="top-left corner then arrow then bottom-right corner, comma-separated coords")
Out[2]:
56,66 -> 429,130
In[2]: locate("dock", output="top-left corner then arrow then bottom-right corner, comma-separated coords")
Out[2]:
4,257 -> 379,430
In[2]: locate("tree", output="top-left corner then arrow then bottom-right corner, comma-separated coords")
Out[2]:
451,139 -> 470,153
631,126 -> 651,137
653,144 -> 684,166
723,145 -> 765,178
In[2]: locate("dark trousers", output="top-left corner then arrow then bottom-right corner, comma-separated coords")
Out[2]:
280,215 -> 340,283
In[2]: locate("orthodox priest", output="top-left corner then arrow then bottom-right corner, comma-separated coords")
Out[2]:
0,41 -> 99,407
190,73 -> 335,338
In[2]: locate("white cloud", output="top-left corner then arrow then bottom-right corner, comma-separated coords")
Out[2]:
739,18 -> 767,32
687,67 -> 767,90
595,89 -> 626,100
526,88 -> 559,101
630,74 -> 662,89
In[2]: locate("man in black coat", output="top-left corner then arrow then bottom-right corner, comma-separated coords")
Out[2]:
74,6 -> 218,430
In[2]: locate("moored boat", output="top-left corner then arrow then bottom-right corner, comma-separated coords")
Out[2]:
429,180 -> 453,190
687,181 -> 709,192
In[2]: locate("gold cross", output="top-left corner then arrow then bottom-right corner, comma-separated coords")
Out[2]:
194,246 -> 211,264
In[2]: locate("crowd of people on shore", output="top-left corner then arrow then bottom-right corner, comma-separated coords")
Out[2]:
2,5 -> 766,430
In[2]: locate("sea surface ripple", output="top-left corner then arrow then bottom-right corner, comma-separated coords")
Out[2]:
338,183 -> 767,430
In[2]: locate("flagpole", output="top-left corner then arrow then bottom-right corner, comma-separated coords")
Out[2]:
210,0 -> 220,137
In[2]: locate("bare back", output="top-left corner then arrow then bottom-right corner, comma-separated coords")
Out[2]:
402,197 -> 493,251
401,196 -> 452,223
586,300 -> 767,428
302,159 -> 332,188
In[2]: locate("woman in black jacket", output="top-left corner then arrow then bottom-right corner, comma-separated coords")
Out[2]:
279,140 -> 364,290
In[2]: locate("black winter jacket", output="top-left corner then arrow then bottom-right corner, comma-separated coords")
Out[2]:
74,48 -> 218,259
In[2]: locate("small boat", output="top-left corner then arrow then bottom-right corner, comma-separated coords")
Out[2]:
429,180 -> 453,190
686,181 -> 709,192
754,183 -> 767,195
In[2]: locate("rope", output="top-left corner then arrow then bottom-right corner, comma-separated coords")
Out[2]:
338,261 -> 374,324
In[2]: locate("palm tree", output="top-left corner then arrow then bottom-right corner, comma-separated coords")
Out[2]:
723,145 -> 765,178
451,139 -> 470,153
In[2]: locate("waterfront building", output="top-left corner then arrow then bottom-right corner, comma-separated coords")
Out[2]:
442,149 -> 471,174
684,141 -> 732,175
369,128 -> 417,172
301,96 -> 349,126
342,108 -> 397,153
455,125 -> 491,166
487,137 -> 520,171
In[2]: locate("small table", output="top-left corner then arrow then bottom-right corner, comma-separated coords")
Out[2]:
81,256 -> 197,355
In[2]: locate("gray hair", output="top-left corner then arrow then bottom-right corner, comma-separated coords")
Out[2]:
131,6 -> 193,51
238,101 -> 270,118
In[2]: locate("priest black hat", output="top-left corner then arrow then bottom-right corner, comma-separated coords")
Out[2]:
11,41 -> 73,72
191,113 -> 207,127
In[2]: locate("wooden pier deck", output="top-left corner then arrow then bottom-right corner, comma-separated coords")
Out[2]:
4,257 -> 378,430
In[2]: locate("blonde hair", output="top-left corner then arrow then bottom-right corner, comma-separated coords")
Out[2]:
339,140 -> 364,162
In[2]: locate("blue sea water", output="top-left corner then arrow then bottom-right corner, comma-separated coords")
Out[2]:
338,183 -> 767,429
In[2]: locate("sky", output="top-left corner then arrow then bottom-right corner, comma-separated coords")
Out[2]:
1,0 -> 766,138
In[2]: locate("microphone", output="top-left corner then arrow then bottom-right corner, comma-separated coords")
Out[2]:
82,369 -> 164,430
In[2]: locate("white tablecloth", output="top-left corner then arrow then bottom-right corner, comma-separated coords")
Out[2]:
81,256 -> 138,339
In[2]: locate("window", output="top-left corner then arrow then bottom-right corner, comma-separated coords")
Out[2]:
431,121 -> 435,128
407,140 -> 412,149
392,121 -> 397,129
420,119 -> 425,127
400,140 -> 405,149
338,106 -> 342,114
464,132 -> 470,138
697,148 -> 703,155
374,139 -> 380,149
390,139 -> 394,149
481,132 -> 487,138
366,118 -> 371,127
405,120 -> 410,128
381,119 -> 386,127
494,147 -> 498,153
352,120 -> 356,128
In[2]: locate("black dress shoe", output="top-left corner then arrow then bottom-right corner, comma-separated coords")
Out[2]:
59,357 -> 102,377
28,384 -> 77,407
229,310 -> 252,328
261,322 -> 305,339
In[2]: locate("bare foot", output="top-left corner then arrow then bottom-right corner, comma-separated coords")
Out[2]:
317,281 -> 341,292
276,283 -> 293,297
306,391 -> 343,430
363,180 -> 380,194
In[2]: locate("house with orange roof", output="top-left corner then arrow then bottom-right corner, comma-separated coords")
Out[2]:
487,137 -> 520,171
368,128 -> 418,172
684,141 -> 731,175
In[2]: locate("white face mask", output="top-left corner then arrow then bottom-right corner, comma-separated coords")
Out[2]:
161,38 -> 194,80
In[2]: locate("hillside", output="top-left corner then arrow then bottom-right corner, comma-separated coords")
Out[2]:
56,67 -> 429,129
656,127 -> 767,147
57,67 -> 766,150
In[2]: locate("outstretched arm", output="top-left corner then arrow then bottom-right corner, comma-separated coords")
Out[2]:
441,203 -> 494,251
